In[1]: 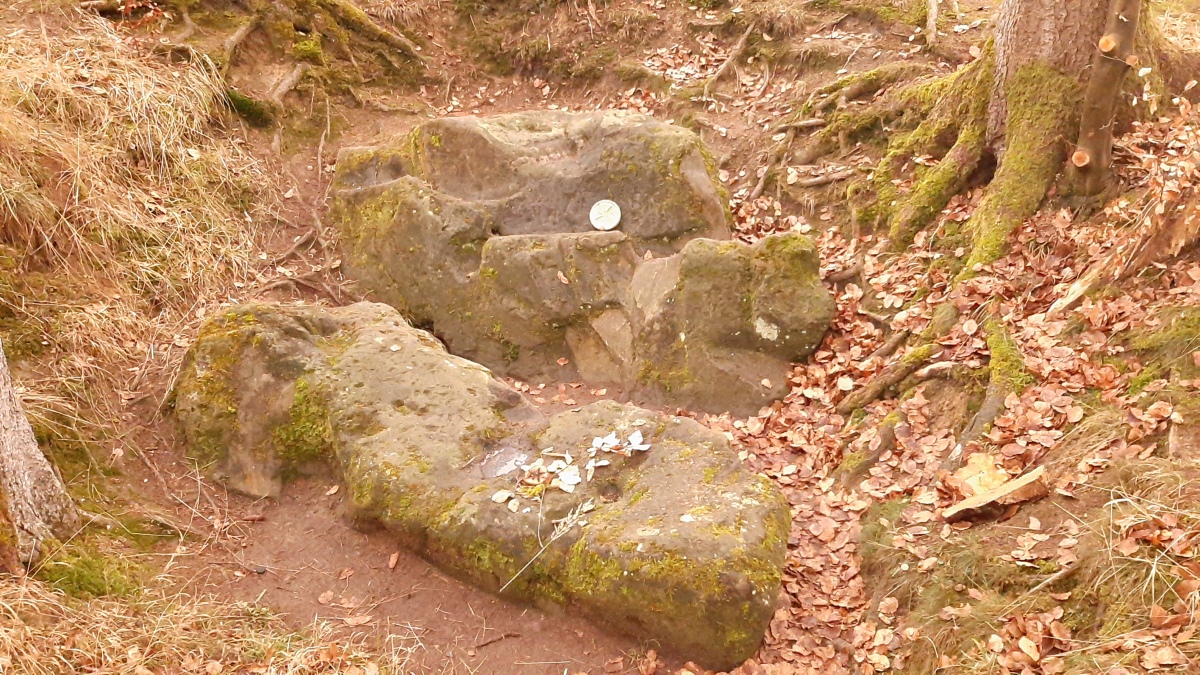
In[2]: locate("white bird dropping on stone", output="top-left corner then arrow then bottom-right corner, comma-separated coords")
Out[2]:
590,199 -> 621,231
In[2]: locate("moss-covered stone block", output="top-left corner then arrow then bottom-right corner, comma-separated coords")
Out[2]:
173,302 -> 787,669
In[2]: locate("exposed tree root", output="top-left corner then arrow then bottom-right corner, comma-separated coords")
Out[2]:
793,167 -> 857,188
958,64 -> 1079,274
941,318 -> 1030,471
174,9 -> 197,41
799,65 -> 934,160
749,127 -> 795,200
703,21 -> 757,100
270,63 -> 312,106
114,0 -> 430,128
838,414 -> 897,488
851,54 -> 991,246
837,343 -> 941,415
866,328 -> 910,363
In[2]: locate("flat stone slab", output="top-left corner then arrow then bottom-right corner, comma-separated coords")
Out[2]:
173,302 -> 789,670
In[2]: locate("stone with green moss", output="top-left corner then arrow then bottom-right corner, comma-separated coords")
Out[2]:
329,112 -> 833,414
174,302 -> 787,669
630,233 -> 835,414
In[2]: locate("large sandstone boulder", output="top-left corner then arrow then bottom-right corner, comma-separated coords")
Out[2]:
173,302 -> 789,670
329,111 -> 835,415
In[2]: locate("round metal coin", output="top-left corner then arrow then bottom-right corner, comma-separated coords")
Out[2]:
589,199 -> 622,231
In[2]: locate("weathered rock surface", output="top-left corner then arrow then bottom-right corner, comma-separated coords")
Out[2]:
330,111 -> 835,414
173,302 -> 789,670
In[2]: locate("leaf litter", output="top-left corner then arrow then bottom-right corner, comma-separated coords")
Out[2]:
664,97 -> 1200,674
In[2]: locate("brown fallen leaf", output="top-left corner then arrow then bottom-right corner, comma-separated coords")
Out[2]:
1151,604 -> 1170,628
987,634 -> 1005,653
1018,635 -> 1041,662
1175,579 -> 1200,598
343,615 -> 373,626
338,567 -> 354,580
325,485 -> 339,496
1115,537 -> 1140,556
388,552 -> 400,570
318,590 -> 334,605
1141,644 -> 1187,669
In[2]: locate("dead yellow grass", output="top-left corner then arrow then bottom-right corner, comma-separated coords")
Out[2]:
359,0 -> 443,28
0,9 -> 274,441
0,574 -> 421,673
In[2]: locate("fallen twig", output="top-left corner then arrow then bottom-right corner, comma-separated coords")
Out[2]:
474,632 -> 520,649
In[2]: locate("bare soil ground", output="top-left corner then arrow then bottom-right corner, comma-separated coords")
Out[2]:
13,0 -> 1200,673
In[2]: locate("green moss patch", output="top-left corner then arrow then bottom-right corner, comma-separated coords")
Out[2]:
34,536 -> 147,599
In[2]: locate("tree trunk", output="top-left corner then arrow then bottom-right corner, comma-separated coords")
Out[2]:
0,339 -> 78,571
988,0 -> 1110,151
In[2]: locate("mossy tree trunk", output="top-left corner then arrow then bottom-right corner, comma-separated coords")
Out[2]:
0,339 -> 78,572
840,0 -> 1177,415
936,0 -> 1110,273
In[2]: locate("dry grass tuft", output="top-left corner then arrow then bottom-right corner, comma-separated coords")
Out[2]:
359,0 -> 443,28
0,9 -> 274,442
0,574 -> 421,673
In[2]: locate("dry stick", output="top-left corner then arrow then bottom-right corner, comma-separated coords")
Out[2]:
1067,0 -> 1141,196
474,632 -> 520,649
925,0 -> 939,46
703,20 -> 757,101
132,445 -> 172,496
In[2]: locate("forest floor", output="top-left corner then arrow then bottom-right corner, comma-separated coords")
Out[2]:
5,0 -> 1200,673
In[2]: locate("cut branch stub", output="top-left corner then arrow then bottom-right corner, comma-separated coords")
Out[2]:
1067,0 -> 1142,196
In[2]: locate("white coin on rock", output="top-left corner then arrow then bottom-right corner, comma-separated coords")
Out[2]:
590,199 -> 622,231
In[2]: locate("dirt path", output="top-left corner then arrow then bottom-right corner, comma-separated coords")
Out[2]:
173,475 -> 655,674
149,383 -> 668,675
